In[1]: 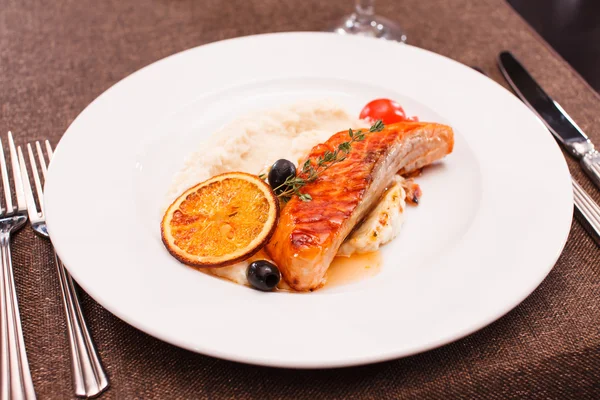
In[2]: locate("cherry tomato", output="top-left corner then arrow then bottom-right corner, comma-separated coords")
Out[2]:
360,98 -> 406,124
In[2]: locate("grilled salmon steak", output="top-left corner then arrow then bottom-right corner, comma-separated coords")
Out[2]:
264,121 -> 454,291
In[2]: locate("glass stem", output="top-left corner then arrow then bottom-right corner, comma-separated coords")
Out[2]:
355,0 -> 375,22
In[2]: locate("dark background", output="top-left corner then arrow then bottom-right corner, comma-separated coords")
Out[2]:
509,0 -> 600,92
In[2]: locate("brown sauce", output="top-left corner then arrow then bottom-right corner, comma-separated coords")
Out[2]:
199,250 -> 382,291
325,251 -> 382,288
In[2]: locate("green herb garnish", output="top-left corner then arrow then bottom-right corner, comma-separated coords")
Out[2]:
274,120 -> 385,202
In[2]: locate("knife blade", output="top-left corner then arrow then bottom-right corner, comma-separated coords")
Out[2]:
497,51 -> 600,190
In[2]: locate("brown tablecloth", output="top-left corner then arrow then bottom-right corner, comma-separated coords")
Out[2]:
2,0 -> 600,398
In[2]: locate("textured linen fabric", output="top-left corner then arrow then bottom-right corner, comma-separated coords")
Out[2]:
1,0 -> 599,398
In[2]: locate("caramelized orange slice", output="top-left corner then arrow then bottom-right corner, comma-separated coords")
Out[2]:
161,172 -> 279,267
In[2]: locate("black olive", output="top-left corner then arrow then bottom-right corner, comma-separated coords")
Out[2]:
247,260 -> 281,291
268,159 -> 296,194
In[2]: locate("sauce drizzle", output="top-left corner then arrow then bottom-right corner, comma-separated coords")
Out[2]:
325,251 -> 382,287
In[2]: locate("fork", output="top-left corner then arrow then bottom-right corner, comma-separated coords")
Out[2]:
18,141 -> 109,398
0,132 -> 36,400
573,180 -> 600,245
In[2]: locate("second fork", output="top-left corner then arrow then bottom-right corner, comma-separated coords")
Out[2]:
19,142 -> 109,398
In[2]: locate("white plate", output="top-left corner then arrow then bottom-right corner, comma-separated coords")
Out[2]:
44,32 -> 573,368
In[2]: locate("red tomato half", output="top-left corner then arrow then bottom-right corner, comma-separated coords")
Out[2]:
360,98 -> 406,124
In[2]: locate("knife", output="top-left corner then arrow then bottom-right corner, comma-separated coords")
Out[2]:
497,51 -> 600,191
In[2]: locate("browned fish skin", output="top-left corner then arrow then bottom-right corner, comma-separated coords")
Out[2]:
265,121 -> 454,291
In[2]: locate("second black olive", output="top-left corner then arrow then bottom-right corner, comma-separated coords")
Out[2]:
268,159 -> 296,194
247,260 -> 281,291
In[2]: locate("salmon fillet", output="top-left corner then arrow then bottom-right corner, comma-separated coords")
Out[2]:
264,121 -> 454,291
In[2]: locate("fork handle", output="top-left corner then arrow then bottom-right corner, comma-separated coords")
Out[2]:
53,251 -> 109,398
572,180 -> 600,246
0,232 -> 36,400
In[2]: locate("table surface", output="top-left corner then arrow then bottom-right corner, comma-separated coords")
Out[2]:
1,0 -> 600,398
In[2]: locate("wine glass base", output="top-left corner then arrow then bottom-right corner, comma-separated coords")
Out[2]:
328,13 -> 407,43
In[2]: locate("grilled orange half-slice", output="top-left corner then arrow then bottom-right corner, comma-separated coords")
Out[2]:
161,172 -> 279,267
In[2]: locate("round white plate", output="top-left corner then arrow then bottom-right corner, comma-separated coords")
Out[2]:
44,32 -> 573,368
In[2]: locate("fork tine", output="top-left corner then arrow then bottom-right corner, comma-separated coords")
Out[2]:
35,141 -> 48,180
9,132 -> 26,211
26,143 -> 45,214
45,140 -> 53,161
0,134 -> 13,214
18,146 -> 38,218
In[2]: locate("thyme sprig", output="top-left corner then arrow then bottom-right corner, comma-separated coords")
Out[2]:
274,120 -> 384,202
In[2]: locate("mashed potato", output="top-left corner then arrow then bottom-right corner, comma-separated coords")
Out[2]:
167,100 -> 367,203
338,176 -> 407,257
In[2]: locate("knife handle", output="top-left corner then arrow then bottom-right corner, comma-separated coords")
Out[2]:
580,151 -> 600,191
